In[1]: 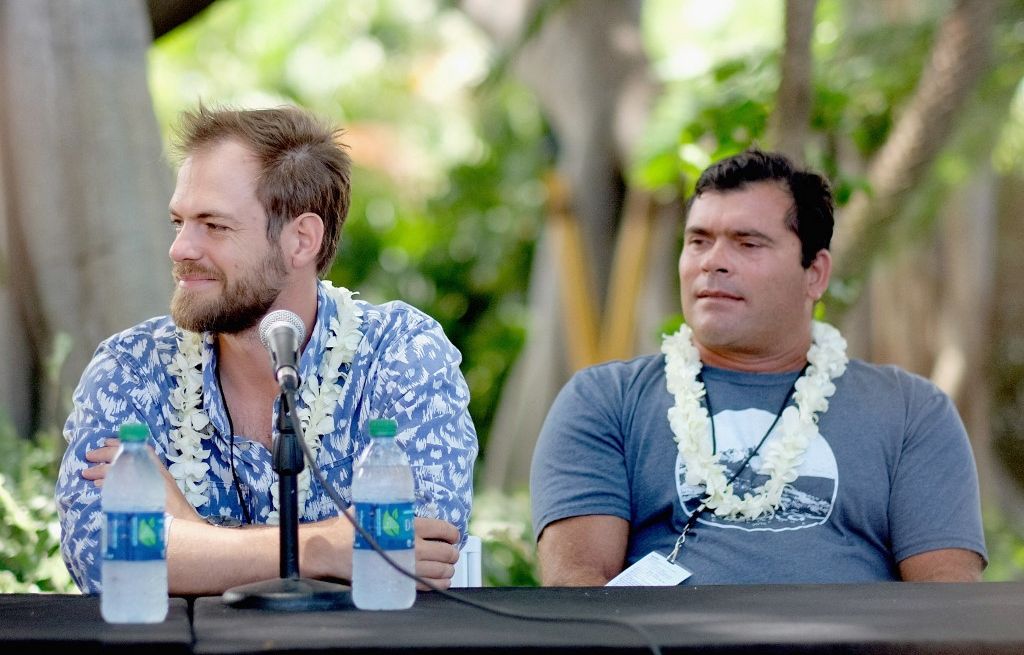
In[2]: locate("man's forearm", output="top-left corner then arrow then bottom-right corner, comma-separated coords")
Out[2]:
166,517 -> 354,595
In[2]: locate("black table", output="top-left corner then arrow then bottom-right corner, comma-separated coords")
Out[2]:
191,582 -> 1024,654
0,593 -> 192,654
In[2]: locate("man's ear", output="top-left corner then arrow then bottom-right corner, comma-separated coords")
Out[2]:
282,212 -> 325,270
806,248 -> 832,302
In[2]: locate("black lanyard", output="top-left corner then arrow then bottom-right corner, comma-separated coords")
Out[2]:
669,364 -> 807,561
216,364 -> 254,526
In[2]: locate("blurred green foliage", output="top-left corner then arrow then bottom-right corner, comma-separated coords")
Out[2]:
632,0 -> 943,199
983,509 -> 1024,581
0,331 -> 77,593
0,420 -> 75,593
470,489 -> 539,587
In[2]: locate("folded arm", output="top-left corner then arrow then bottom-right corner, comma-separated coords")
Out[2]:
167,514 -> 460,595
84,442 -> 460,595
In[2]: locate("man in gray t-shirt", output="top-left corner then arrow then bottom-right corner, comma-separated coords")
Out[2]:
530,149 -> 986,586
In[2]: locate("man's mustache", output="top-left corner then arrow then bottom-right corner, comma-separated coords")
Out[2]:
172,263 -> 224,283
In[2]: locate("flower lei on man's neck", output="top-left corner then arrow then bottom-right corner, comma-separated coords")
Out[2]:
166,281 -> 364,522
662,321 -> 848,520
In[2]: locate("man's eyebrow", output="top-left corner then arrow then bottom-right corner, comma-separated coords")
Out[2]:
683,225 -> 774,242
168,208 -> 239,223
729,228 -> 775,243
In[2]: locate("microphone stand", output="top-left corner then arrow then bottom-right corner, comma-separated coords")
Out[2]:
221,387 -> 353,611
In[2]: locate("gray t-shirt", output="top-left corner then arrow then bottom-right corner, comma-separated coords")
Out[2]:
531,355 -> 986,584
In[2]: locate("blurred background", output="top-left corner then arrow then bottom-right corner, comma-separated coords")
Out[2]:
1,0 -> 1023,590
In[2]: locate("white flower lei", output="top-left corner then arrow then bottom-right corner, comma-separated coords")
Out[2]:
166,282 -> 364,522
662,321 -> 848,520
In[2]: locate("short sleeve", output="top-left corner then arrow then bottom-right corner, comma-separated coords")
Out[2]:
888,378 -> 987,564
530,366 -> 633,540
56,346 -> 162,593
367,306 -> 478,543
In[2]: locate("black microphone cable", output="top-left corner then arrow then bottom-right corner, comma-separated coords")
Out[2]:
281,391 -> 662,655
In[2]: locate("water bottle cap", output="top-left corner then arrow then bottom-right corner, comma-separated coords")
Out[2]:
367,418 -> 398,438
118,423 -> 150,443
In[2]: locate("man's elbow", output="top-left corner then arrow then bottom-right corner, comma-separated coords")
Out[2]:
898,548 -> 985,582
539,561 -> 616,587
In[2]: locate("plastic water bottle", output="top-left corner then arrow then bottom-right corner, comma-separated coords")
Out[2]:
352,418 -> 416,610
101,423 -> 168,623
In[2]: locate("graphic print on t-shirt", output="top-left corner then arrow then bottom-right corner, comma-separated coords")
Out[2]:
675,408 -> 838,531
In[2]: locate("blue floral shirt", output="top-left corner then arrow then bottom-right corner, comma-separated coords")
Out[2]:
56,282 -> 478,593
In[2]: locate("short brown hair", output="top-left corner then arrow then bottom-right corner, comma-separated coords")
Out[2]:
173,105 -> 352,275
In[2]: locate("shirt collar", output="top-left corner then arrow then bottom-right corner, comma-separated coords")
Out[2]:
297,280 -> 335,380
196,280 -> 336,437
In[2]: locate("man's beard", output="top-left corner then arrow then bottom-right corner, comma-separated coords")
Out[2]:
170,248 -> 288,334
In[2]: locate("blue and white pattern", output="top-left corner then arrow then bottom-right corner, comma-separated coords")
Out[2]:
56,281 -> 478,593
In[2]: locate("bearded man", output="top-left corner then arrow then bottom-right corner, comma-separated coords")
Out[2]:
56,106 -> 477,595
530,149 -> 986,585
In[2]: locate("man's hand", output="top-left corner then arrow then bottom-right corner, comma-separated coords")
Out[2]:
413,517 -> 461,590
292,513 -> 460,590
82,438 -> 201,522
82,438 -> 120,487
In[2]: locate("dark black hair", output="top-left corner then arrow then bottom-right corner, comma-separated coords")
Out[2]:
690,148 -> 834,268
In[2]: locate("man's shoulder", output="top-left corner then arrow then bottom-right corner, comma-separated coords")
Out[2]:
97,315 -> 179,361
579,353 -> 664,378
355,298 -> 435,333
835,359 -> 955,424
568,353 -> 666,397
354,298 -> 445,349
350,298 -> 463,368
842,359 -> 946,396
75,316 -> 179,397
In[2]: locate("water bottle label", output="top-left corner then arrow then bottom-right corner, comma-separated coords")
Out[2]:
354,502 -> 414,551
103,511 -> 165,561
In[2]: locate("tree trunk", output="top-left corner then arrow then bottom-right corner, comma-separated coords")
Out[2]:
463,0 -> 671,490
0,113 -> 33,434
769,0 -> 818,163
832,0 -> 1000,280
0,0 -> 173,434
991,176 -> 1024,528
934,168 -> 998,507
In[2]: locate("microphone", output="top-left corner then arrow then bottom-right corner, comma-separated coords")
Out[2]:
258,310 -> 305,392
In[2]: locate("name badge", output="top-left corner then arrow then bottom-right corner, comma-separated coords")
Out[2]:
606,551 -> 692,586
